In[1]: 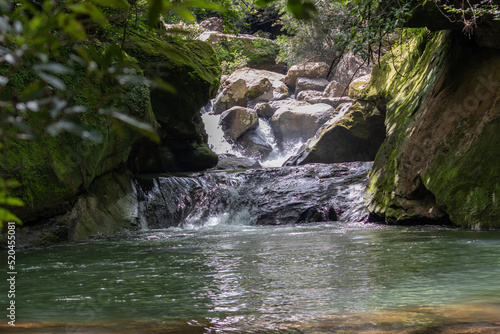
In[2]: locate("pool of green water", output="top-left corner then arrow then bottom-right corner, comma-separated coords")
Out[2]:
2,222 -> 500,333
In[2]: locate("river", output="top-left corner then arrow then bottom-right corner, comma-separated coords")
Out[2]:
2,213 -> 500,332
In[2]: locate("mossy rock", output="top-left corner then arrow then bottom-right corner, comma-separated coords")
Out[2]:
125,32 -> 220,172
364,29 -> 500,228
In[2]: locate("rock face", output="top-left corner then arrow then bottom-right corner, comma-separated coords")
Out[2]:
127,36 -> 221,174
363,30 -> 500,228
284,62 -> 330,86
295,77 -> 329,95
219,106 -> 258,142
3,34 -> 221,241
331,51 -> 373,87
213,78 -> 248,114
285,101 -> 386,166
270,103 -> 336,145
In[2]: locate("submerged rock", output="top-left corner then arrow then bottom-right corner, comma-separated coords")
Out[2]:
136,162 -> 373,228
254,102 -> 275,118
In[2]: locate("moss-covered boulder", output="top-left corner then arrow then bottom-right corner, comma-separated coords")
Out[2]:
1,78 -> 154,223
285,101 -> 385,166
125,34 -> 221,173
364,30 -> 500,228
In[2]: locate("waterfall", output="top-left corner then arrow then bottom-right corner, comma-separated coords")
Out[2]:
136,162 -> 373,230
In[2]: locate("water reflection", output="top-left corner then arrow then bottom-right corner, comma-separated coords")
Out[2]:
2,223 -> 500,333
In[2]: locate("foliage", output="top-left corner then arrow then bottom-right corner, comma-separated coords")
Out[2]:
272,0 -> 413,67
439,0 -> 500,37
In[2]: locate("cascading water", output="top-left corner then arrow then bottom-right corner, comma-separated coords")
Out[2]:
135,161 -> 372,230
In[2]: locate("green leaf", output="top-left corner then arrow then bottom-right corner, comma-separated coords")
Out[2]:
109,111 -> 160,143
0,208 -> 22,225
150,78 -> 176,93
287,0 -> 316,20
33,63 -> 73,75
0,197 -> 24,206
69,3 -> 108,25
46,120 -> 103,143
173,8 -> 196,22
148,0 -> 164,28
61,17 -> 87,40
37,72 -> 66,90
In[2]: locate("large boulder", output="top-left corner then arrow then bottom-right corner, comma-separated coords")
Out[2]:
296,90 -> 353,108
295,77 -> 330,95
285,101 -> 385,166
270,103 -> 336,145
283,62 -> 330,86
127,36 -> 221,173
224,67 -> 290,102
219,106 -> 259,142
364,30 -> 500,228
212,78 -> 248,114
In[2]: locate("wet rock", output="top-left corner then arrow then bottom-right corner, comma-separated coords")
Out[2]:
216,154 -> 262,170
284,62 -> 330,86
237,129 -> 273,159
295,77 -> 330,95
285,101 -> 385,166
213,78 -> 248,114
219,106 -> 258,142
254,102 -> 275,118
270,103 -> 336,146
137,161 -> 373,228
